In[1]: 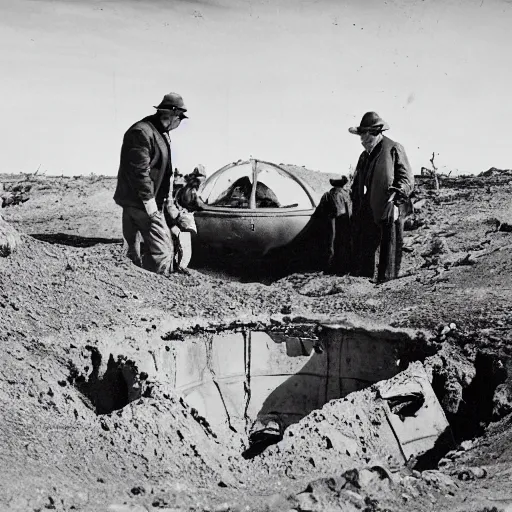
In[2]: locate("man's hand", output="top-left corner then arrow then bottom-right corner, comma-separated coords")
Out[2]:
165,199 -> 180,222
143,198 -> 158,218
389,186 -> 407,198
381,198 -> 399,223
388,187 -> 408,206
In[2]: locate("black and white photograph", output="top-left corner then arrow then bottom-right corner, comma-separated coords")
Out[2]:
1,0 -> 511,510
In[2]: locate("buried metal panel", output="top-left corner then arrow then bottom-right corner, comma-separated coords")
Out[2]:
174,331 -> 319,429
173,327 -> 410,429
322,327 -> 405,399
377,365 -> 451,461
172,325 -> 450,463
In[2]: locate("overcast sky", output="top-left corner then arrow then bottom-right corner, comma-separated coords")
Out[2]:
1,0 -> 510,177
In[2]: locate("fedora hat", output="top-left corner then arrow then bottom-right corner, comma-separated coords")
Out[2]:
348,112 -> 389,135
154,92 -> 188,118
329,175 -> 349,187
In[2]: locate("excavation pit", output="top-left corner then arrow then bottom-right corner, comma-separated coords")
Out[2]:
167,320 -> 445,461
69,347 -> 150,415
73,319 -> 496,468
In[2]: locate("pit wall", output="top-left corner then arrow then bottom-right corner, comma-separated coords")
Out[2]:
67,315 -> 433,428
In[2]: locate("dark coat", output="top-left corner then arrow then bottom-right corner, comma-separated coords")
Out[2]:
351,135 -> 414,224
316,187 -> 353,274
114,115 -> 172,210
317,187 -> 352,219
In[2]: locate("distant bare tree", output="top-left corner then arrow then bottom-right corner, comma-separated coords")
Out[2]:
429,152 -> 440,192
421,153 -> 440,191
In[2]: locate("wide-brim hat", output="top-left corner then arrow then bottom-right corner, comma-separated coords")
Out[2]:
154,92 -> 188,118
348,112 -> 389,135
329,175 -> 349,187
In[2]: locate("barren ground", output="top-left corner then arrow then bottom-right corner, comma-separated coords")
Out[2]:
1,169 -> 512,512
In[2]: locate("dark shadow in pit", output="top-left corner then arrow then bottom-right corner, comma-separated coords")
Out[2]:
69,347 -> 150,415
412,428 -> 455,471
431,351 -> 507,445
415,351 -> 508,471
31,233 -> 123,248
242,329 -> 436,459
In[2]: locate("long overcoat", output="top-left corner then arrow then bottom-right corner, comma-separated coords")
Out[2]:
351,135 -> 414,224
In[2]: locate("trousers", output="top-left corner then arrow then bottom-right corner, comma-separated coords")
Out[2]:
353,204 -> 404,282
122,207 -> 174,275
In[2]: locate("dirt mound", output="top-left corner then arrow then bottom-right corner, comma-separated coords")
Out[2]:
0,212 -> 21,256
1,171 -> 512,510
280,164 -> 340,195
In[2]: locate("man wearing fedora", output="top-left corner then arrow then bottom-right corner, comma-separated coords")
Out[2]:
349,112 -> 414,282
114,92 -> 188,275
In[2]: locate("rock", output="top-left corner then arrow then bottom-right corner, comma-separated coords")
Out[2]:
491,211 -> 512,232
422,470 -> 457,490
493,383 -> 512,419
413,198 -> 427,211
280,304 -> 292,315
444,450 -> 460,460
358,468 -> 378,487
404,216 -> 425,231
459,440 -> 474,451
457,467 -> 487,480
453,253 -> 477,267
440,377 -> 464,415
471,467 -> 487,479
440,326 -> 451,336
344,489 -> 363,502
431,237 -> 451,255
401,477 -> 420,498
213,503 -> 232,512
421,236 -> 451,267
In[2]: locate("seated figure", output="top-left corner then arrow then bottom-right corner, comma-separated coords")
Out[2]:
213,176 -> 281,208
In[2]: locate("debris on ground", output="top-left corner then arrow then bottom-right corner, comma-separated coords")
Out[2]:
0,170 -> 511,511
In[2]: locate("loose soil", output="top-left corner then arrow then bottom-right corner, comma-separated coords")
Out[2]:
1,169 -> 512,511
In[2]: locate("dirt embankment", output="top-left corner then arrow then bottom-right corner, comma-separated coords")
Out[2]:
1,170 -> 512,511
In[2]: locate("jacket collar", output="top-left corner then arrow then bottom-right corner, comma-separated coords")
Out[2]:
367,138 -> 383,158
147,114 -> 168,134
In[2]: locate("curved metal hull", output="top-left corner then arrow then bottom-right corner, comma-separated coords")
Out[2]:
193,207 -> 314,257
